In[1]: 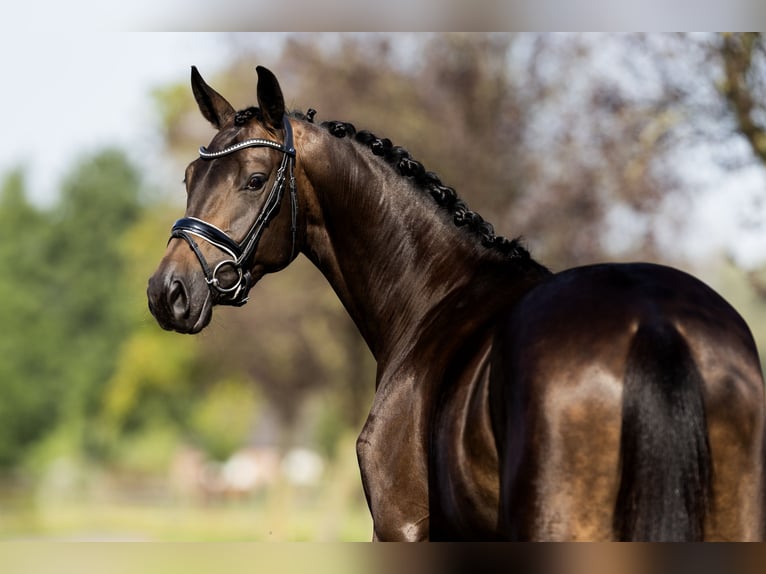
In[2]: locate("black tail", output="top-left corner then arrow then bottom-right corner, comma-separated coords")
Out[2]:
614,320 -> 712,541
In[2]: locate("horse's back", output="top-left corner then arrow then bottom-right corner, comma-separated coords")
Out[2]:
489,262 -> 765,541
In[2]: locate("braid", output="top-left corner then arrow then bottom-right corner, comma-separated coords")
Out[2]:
321,120 -> 357,138
292,108 -> 316,123
292,110 -> 531,262
234,107 -> 262,126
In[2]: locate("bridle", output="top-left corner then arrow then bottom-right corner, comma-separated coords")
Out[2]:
169,115 -> 297,307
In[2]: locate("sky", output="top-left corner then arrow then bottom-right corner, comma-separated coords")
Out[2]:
0,33 -> 281,205
0,31 -> 763,271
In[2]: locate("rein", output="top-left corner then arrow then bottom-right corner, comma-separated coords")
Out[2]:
169,115 -> 297,307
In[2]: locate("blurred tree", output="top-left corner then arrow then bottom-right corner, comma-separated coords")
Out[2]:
190,377 -> 261,461
46,150 -> 143,458
271,33 -> 684,268
0,171 -> 61,467
719,33 -> 766,164
0,151 -> 145,469
715,33 -> 766,298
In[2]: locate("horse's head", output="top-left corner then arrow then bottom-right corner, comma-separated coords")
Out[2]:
148,66 -> 299,333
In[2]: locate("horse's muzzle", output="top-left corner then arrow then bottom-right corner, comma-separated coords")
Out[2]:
147,266 -> 212,334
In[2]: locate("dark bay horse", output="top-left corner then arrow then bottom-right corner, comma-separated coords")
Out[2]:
147,66 -> 766,541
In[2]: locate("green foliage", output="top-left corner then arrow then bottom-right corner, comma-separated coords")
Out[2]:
47,151 -> 144,458
0,151 -> 143,469
108,418 -> 181,474
153,82 -> 192,136
190,378 -> 261,461
102,328 -> 199,432
0,171 -> 61,467
313,396 -> 349,461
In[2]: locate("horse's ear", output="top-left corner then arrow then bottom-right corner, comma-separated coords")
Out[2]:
256,66 -> 285,130
191,66 -> 235,130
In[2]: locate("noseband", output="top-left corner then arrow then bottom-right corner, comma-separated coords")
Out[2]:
169,115 -> 297,307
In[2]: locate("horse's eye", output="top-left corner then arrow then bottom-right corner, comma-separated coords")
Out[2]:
245,173 -> 267,191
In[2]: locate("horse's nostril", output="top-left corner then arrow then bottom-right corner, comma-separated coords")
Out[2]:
169,279 -> 190,320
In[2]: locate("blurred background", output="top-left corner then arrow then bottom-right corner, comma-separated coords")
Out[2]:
0,32 -> 765,542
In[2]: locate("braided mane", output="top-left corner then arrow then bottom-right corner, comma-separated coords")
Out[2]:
237,106 -> 532,261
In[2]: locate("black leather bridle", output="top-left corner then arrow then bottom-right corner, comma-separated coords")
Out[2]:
169,115 -> 297,307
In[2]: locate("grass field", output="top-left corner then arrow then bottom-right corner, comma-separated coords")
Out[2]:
0,439 -> 373,542
1,496 -> 372,541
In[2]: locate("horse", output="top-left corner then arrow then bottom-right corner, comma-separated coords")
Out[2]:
147,65 -> 766,541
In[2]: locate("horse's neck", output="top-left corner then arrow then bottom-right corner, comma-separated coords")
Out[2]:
299,128 -> 504,363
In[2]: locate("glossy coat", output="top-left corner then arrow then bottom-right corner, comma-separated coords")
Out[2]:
148,66 -> 766,541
